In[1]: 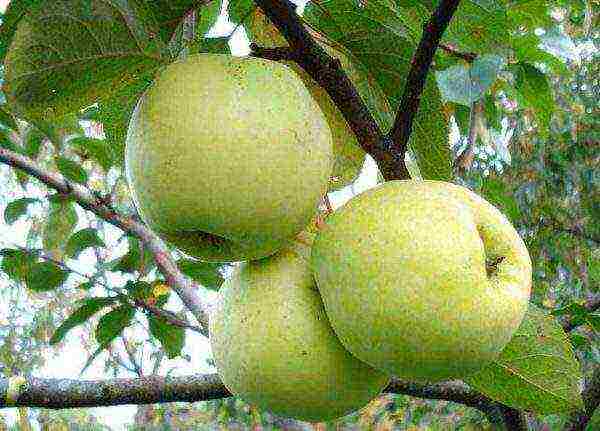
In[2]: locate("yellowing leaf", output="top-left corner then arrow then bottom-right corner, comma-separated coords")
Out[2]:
152,283 -> 171,298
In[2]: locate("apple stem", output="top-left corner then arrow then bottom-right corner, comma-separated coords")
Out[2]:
485,256 -> 505,278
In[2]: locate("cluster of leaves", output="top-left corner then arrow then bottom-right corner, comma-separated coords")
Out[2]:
0,1 -> 230,380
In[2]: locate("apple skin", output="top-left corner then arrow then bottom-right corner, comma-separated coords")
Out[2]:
311,180 -> 532,382
289,66 -> 366,191
209,243 -> 390,422
125,54 -> 333,262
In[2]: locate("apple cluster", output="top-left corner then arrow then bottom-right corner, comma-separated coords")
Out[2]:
125,54 -> 532,422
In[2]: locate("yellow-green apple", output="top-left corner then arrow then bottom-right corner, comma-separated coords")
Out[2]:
209,242 -> 389,422
311,180 -> 532,382
125,54 -> 333,262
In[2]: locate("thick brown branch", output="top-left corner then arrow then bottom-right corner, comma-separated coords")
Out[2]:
1,374 -> 504,417
388,0 -> 462,162
0,147 -> 210,336
249,43 -> 296,61
0,374 -> 229,409
563,366 -> 600,431
253,0 -> 409,180
386,379 -> 493,412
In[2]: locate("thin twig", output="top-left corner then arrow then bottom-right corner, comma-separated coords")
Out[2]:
440,43 -> 477,62
0,147 -> 210,336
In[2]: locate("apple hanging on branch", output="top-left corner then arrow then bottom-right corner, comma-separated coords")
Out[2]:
125,54 -> 334,262
311,180 -> 532,382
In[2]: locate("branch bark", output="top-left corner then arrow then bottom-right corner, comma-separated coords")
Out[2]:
253,0 -> 409,180
388,0 -> 462,165
0,374 -> 505,418
0,147 -> 210,336
0,374 -> 229,409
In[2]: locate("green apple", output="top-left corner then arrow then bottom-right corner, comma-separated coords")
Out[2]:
246,9 -> 367,191
209,242 -> 389,422
291,66 -> 366,191
311,180 -> 532,382
125,54 -> 333,262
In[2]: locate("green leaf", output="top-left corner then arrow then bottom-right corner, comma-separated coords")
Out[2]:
68,136 -> 114,171
24,261 -> 69,292
109,236 -> 154,275
196,0 -> 221,37
0,248 -> 39,281
43,199 -> 78,258
198,37 -> 231,55
426,1 -> 511,55
569,333 -> 588,349
50,296 -> 118,345
126,280 -> 153,300
465,305 -> 584,414
0,105 -> 19,131
178,259 -> 224,290
409,80 -> 452,181
480,177 -> 521,223
436,55 -> 505,106
552,302 -> 597,330
512,62 -> 555,136
95,68 -> 158,166
0,0 -> 41,62
56,156 -> 88,185
148,314 -> 185,359
3,0 -> 164,119
587,314 -> 600,332
77,281 -> 94,290
4,197 -> 39,224
65,228 -> 105,259
511,33 -> 569,75
228,0 -> 254,23
95,305 -> 135,346
483,94 -> 501,130
304,0 -> 451,180
144,0 -> 203,44
22,125 -> 44,159
452,103 -> 471,136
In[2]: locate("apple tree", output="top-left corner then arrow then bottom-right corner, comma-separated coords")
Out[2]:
0,1 -> 598,430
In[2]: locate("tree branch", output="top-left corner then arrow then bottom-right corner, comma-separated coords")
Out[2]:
252,0 -> 409,180
0,374 -> 229,409
0,147 -> 210,336
385,379 -> 495,413
134,298 -> 205,335
563,366 -> 600,431
388,0 -> 462,165
454,99 -> 482,173
249,44 -> 296,61
440,43 -> 477,62
121,337 -> 144,377
0,374 -> 505,418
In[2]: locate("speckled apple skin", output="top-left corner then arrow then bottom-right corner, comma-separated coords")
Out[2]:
311,180 -> 532,382
125,54 -> 333,262
209,244 -> 390,422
